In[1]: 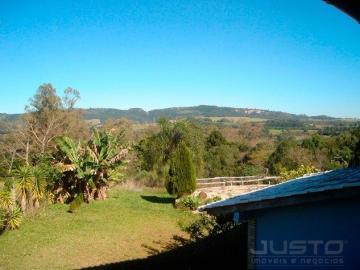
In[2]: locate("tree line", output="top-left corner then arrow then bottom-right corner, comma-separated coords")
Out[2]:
1,83 -> 360,231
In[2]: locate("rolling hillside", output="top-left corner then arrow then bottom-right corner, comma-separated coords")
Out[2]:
80,105 -> 337,123
0,105 -> 338,124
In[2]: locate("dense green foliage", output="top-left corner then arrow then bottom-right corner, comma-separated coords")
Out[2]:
166,142 -> 196,197
135,119 -> 204,187
175,195 -> 200,210
180,213 -> 235,242
350,140 -> 360,166
55,128 -> 126,211
279,165 -> 318,181
0,86 -> 128,232
0,83 -> 360,232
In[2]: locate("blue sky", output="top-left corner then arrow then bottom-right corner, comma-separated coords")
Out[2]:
0,0 -> 359,117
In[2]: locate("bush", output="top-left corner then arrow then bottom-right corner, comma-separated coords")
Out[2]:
68,194 -> 83,213
279,165 -> 318,181
180,214 -> 218,241
176,196 -> 200,210
4,206 -> 22,230
180,213 -> 235,242
165,142 -> 196,198
0,190 -> 12,210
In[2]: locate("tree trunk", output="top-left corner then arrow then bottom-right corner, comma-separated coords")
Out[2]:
8,151 -> 16,174
20,194 -> 27,213
25,141 -> 30,166
34,199 -> 40,209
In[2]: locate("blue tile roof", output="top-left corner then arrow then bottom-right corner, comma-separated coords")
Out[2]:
201,167 -> 360,210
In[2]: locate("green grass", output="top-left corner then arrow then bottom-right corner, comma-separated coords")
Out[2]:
268,128 -> 283,135
0,188 -> 195,270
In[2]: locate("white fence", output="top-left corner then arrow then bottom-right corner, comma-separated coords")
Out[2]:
196,176 -> 279,188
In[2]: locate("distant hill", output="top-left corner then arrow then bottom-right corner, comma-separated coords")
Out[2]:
0,113 -> 21,121
80,105 -> 337,123
0,105 -> 339,124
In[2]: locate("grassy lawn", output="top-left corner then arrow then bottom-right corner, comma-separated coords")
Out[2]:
0,188 -> 195,270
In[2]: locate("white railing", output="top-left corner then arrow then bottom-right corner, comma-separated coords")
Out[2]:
196,176 -> 279,188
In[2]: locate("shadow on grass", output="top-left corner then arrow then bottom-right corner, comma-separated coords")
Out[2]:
140,195 -> 175,205
142,235 -> 189,256
80,224 -> 247,270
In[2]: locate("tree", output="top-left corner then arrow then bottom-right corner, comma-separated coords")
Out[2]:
14,166 -> 34,213
12,166 -> 46,213
165,142 -> 196,198
0,83 -> 88,172
206,130 -> 226,149
23,84 -> 87,155
0,84 -> 88,175
204,130 -> 244,177
204,144 -> 239,177
350,140 -> 360,167
244,141 -> 274,168
267,139 -> 302,175
135,118 -> 204,185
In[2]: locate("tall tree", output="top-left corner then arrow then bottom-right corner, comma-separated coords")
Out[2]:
165,142 -> 196,198
9,84 -> 88,164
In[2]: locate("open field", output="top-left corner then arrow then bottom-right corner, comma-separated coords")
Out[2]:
200,116 -> 267,123
0,188 -> 195,270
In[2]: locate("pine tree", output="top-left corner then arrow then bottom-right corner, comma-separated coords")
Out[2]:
165,142 -> 196,198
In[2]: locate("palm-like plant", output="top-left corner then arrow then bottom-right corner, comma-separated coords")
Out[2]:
14,166 -> 34,213
5,206 -> 22,230
0,191 -> 13,211
86,129 -> 120,200
0,190 -> 22,231
32,168 -> 46,208
0,209 -> 6,231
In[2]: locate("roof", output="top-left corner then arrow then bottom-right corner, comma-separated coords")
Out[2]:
324,0 -> 360,23
201,167 -> 360,215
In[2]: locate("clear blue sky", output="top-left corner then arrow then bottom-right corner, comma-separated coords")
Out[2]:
0,0 -> 359,117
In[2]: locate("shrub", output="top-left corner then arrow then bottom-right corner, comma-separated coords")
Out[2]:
279,165 -> 318,181
68,194 -> 83,213
0,191 -> 12,210
176,196 -> 200,210
4,206 -> 22,230
180,214 -> 218,241
165,142 -> 196,198
0,209 -> 5,231
180,213 -> 235,242
0,183 -> 22,231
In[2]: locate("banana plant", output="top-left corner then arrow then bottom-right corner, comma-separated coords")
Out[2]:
55,129 -> 126,210
86,129 -> 120,200
56,136 -> 93,205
